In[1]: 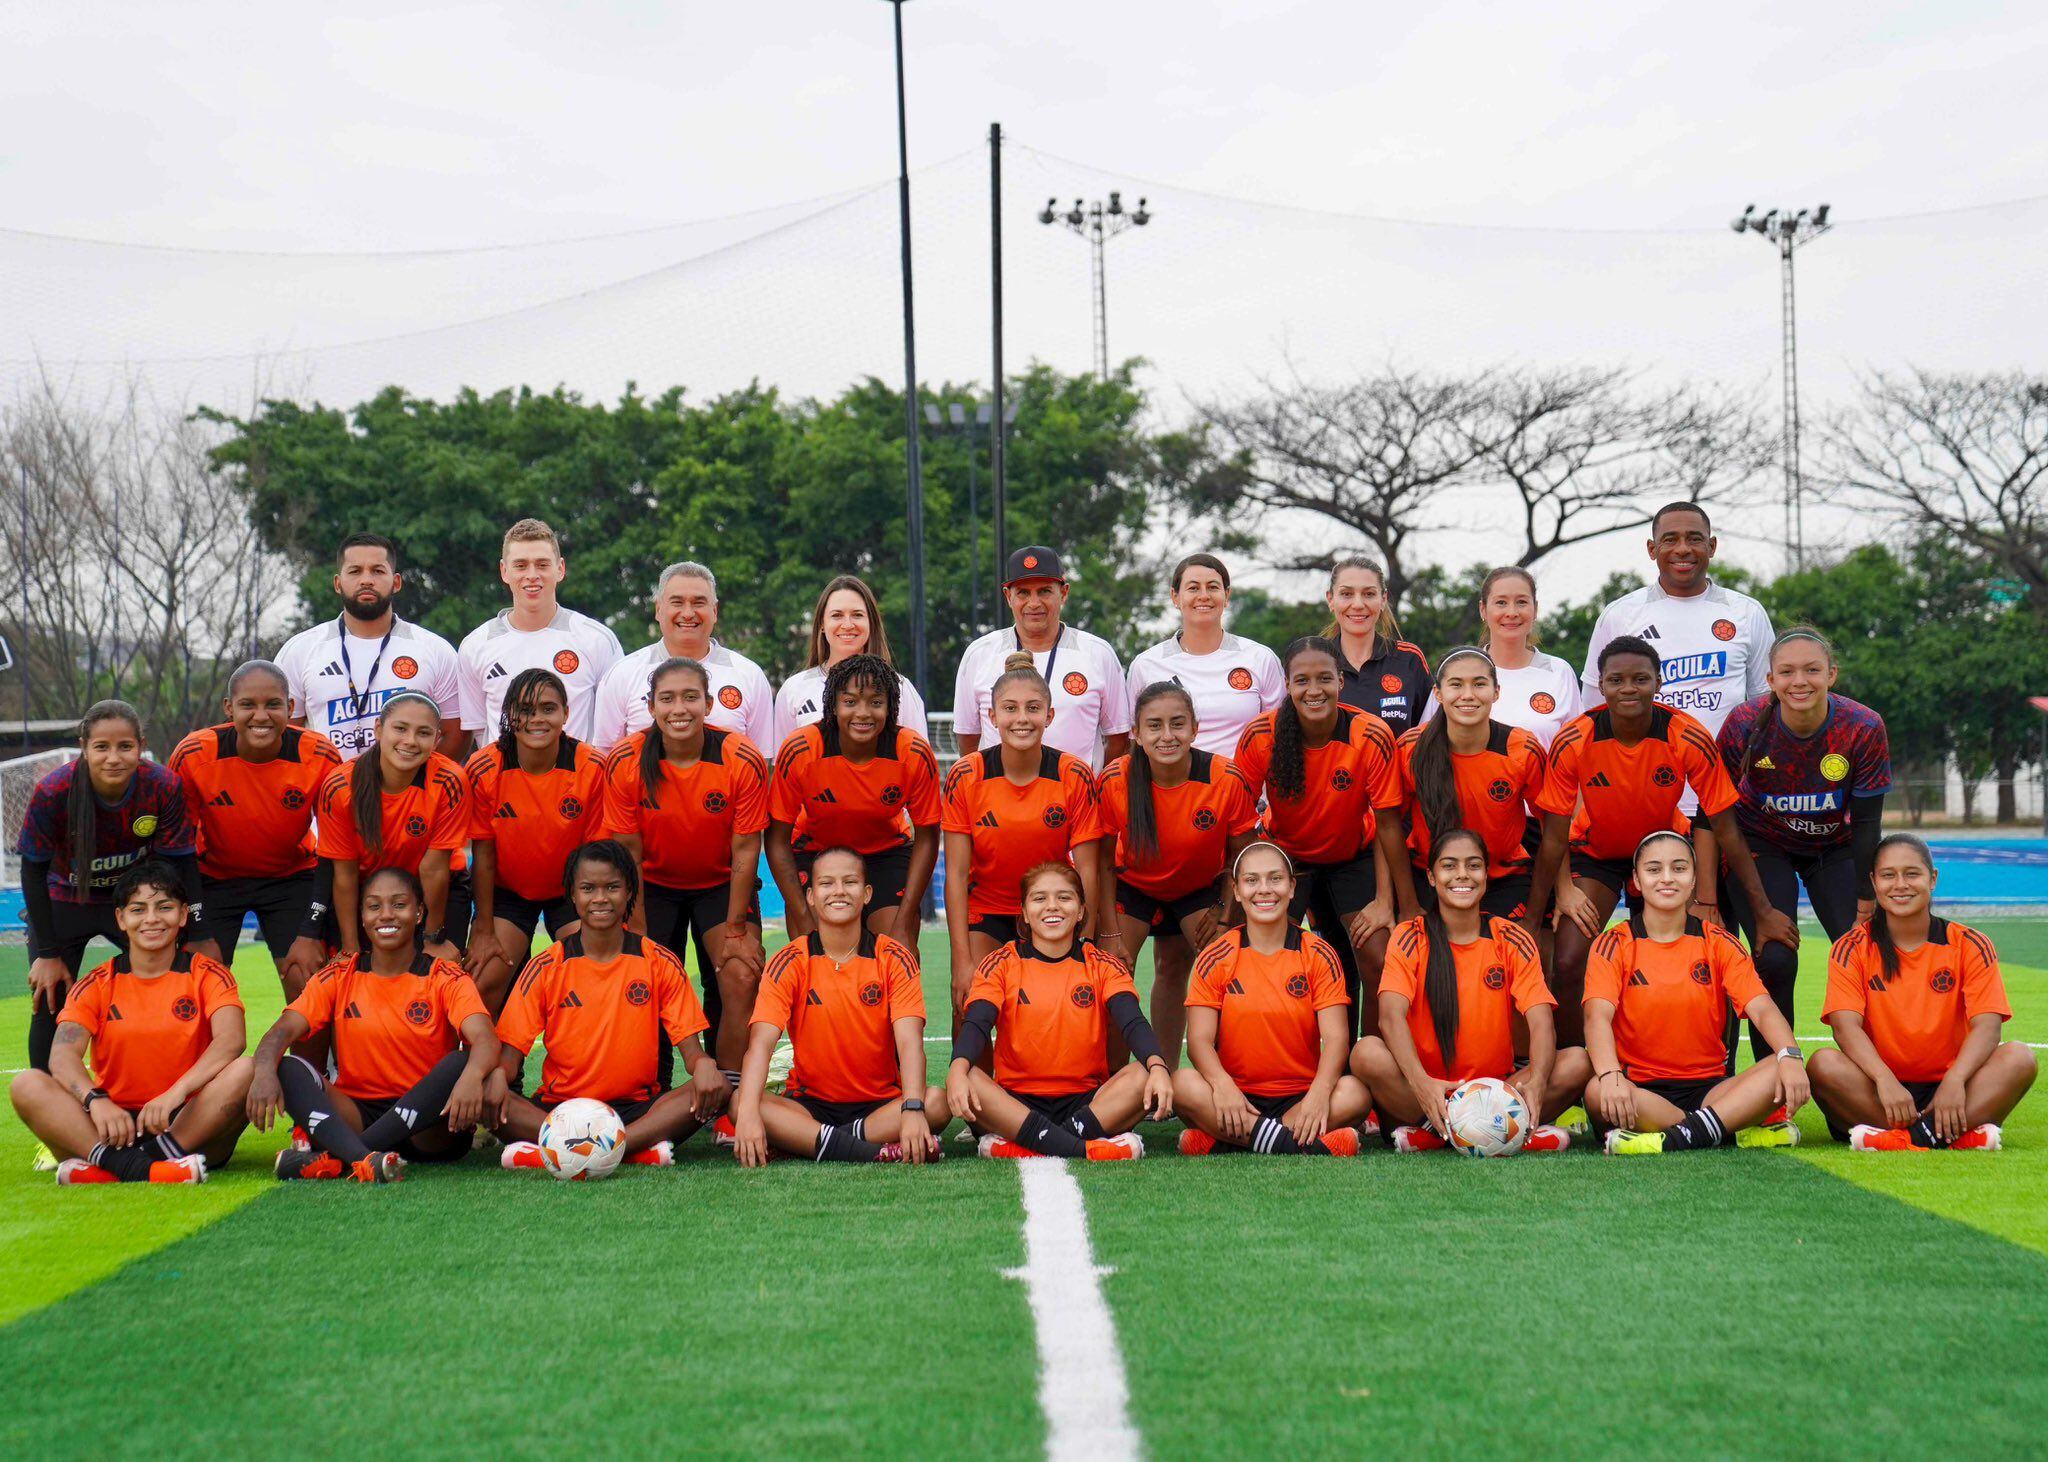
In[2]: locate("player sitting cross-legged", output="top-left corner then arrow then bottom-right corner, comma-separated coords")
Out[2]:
731,848 -> 950,1166
494,840 -> 728,1170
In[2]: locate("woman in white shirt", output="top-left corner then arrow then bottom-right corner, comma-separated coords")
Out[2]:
1424,567 -> 1581,747
1125,553 -> 1285,758
773,575 -> 928,749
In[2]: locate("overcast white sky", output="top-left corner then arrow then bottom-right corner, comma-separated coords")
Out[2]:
4,0 -> 2044,594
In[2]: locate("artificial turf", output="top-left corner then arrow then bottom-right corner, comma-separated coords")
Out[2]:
3,924 -> 2048,1457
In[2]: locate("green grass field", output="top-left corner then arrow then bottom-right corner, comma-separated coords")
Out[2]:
5,922 -> 2048,1458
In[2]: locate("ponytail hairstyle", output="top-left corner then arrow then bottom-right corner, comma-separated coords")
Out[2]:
1475,567 -> 1539,651
68,700 -> 144,889
1271,636 -> 1342,801
351,691 -> 441,855
992,649 -> 1050,705
1868,832 -> 1934,983
1412,647 -> 1496,851
1741,627 -> 1836,783
639,657 -> 710,807
1321,556 -> 1401,641
820,652 -> 901,754
360,864 -> 428,950
1125,681 -> 1197,862
804,574 -> 896,671
494,667 -> 569,770
1419,828 -> 1489,1067
1019,859 -> 1086,914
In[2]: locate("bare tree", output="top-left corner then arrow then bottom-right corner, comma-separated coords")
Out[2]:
1825,369 -> 2048,606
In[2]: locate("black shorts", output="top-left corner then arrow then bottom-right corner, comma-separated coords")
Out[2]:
442,867 -> 474,950
1018,1087 -> 1100,1129
794,1093 -> 893,1128
538,1094 -> 659,1127
1115,878 -> 1218,933
1414,871 -> 1532,921
969,913 -> 1020,943
1247,1091 -> 1308,1121
1591,1075 -> 1721,1136
644,880 -> 762,953
796,845 -> 915,909
33,899 -> 127,973
197,871 -> 315,963
351,1094 -> 474,1164
1821,1078 -> 1942,1143
1288,855 -> 1378,923
1570,851 -> 1633,894
492,887 -> 576,946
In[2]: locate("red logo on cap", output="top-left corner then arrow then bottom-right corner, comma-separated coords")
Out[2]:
392,656 -> 418,680
1062,672 -> 1088,697
1529,692 -> 1556,714
1227,667 -> 1254,691
718,685 -> 743,710
552,650 -> 580,675
1712,619 -> 1737,642
1023,554 -> 1040,570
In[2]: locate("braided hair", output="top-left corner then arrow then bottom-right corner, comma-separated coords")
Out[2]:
821,652 -> 901,754
67,701 -> 144,890
639,657 -> 709,806
1125,681 -> 1197,862
1419,828 -> 1490,1068
1271,636 -> 1341,801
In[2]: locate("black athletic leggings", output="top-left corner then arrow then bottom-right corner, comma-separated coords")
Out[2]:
26,900 -> 127,1072
1723,841 -> 1861,1062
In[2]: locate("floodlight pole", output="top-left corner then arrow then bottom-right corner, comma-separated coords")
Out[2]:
1041,192 -> 1153,379
1733,203 -> 1832,572
989,121 -> 1008,590
887,0 -> 927,694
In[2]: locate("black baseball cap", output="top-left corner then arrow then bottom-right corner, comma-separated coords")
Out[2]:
1004,545 -> 1067,585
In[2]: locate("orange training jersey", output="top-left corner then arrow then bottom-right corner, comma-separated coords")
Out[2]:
1396,722 -> 1547,877
1233,706 -> 1400,866
1378,914 -> 1554,1081
752,930 -> 925,1103
941,746 -> 1105,917
1538,706 -> 1736,862
966,940 -> 1136,1097
1186,926 -> 1350,1096
1822,919 -> 2011,1083
769,723 -> 942,856
169,723 -> 341,880
286,952 -> 488,1101
601,729 -> 770,890
466,737 -> 609,901
315,752 -> 468,875
1097,749 -> 1259,900
59,952 -> 242,1110
1584,916 -> 1766,1083
496,932 -> 709,1106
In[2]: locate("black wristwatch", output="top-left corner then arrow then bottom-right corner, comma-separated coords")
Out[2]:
422,927 -> 447,945
901,1098 -> 926,1114
81,1086 -> 108,1111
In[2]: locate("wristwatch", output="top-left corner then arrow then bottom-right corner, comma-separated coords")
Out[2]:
422,927 -> 448,945
1775,1046 -> 1803,1062
901,1098 -> 926,1114
80,1086 -> 108,1111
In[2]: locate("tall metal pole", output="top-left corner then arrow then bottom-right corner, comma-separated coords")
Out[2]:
1089,215 -> 1109,380
889,0 -> 927,695
988,121 -> 1007,587
966,412 -> 980,635
1779,233 -> 1803,568
18,463 -> 29,747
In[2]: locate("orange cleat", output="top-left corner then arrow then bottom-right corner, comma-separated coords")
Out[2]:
1763,1104 -> 1789,1126
1317,1127 -> 1362,1157
1849,1125 -> 1928,1152
275,1149 -> 347,1181
1521,1124 -> 1572,1154
1392,1125 -> 1448,1153
349,1152 -> 406,1184
1177,1128 -> 1218,1157
290,1125 -> 313,1152
1084,1133 -> 1145,1162
147,1155 -> 208,1184
624,1141 -> 674,1167
55,1159 -> 116,1185
1361,1112 -> 1382,1139
976,1134 -> 1039,1159
500,1141 -> 548,1170
1951,1124 -> 2003,1151
711,1115 -> 738,1149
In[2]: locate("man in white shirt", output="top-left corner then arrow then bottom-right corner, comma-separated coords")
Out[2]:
456,518 -> 623,745
1578,501 -> 1774,737
589,561 -> 775,752
952,545 -> 1131,771
274,532 -> 464,760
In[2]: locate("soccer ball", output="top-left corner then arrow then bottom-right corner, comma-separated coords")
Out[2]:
537,1099 -> 627,1181
1443,1077 -> 1530,1158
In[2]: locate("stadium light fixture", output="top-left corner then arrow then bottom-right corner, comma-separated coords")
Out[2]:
1733,199 -> 1835,572
1040,190 -> 1157,378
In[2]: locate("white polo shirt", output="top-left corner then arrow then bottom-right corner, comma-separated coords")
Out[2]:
952,624 -> 1130,771
1421,650 -> 1584,749
773,665 -> 929,751
590,639 -> 775,753
1125,632 -> 1284,758
275,614 -> 462,761
457,606 -> 623,743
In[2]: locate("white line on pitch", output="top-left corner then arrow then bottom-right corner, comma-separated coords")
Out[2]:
1004,1161 -> 1142,1462
1798,1035 -> 2048,1051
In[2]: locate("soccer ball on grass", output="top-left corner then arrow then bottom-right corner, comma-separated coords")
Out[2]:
538,1099 -> 627,1181
1443,1077 -> 1530,1158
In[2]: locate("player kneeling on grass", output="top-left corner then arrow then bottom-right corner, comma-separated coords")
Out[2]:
732,848 -> 949,1165
1351,830 -> 1587,1153
11,860 -> 251,1184
495,840 -> 727,1170
1810,834 -> 2035,1152
1585,831 -> 1808,1154
246,866 -> 504,1183
1172,842 -> 1372,1156
948,862 -> 1172,1160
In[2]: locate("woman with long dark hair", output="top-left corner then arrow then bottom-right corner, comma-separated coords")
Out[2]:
772,574 -> 928,746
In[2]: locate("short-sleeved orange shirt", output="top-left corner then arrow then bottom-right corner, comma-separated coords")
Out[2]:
1233,706 -> 1401,866
941,747 -> 1105,917
59,952 -> 243,1109
315,753 -> 468,875
495,932 -> 709,1106
601,729 -> 770,890
1538,707 -> 1735,861
1185,926 -> 1350,1096
1378,914 -> 1554,1080
769,724 -> 942,856
1823,918 -> 2011,1082
1396,722 -> 1547,876
286,951 -> 488,1101
966,940 -> 1136,1097
1096,749 -> 1259,900
1584,916 -> 1766,1082
752,930 -> 925,1103
169,724 -> 341,880
466,737 -> 610,902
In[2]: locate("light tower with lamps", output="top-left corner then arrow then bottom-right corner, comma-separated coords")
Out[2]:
1039,191 -> 1152,379
1732,201 -> 1833,570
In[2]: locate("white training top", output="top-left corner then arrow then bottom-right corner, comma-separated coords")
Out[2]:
1420,649 -> 1583,748
952,624 -> 1131,771
275,615 -> 462,761
1125,632 -> 1285,757
772,665 -> 929,749
589,639 -> 775,753
457,606 -> 624,743
1578,579 -> 1774,737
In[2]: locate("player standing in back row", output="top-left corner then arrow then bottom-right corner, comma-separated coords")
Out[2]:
589,560 -> 775,752
1323,557 -> 1432,737
458,519 -> 622,746
952,545 -> 1131,771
